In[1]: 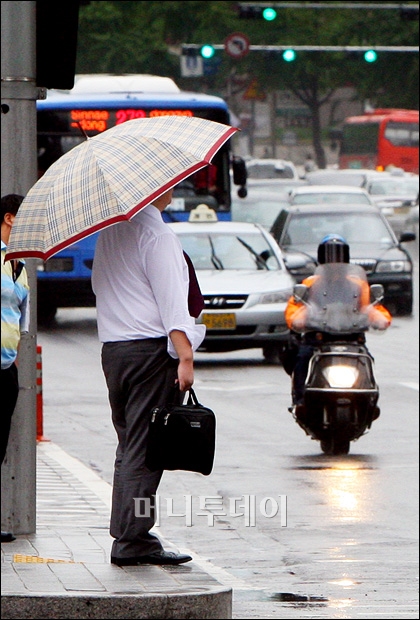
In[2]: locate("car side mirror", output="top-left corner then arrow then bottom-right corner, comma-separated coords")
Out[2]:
370,284 -> 384,303
399,231 -> 416,243
232,156 -> 247,186
293,283 -> 309,303
284,254 -> 310,271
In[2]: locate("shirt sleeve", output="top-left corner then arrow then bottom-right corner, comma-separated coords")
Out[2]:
143,231 -> 206,358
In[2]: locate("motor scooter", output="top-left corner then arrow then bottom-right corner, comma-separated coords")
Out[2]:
289,263 -> 386,455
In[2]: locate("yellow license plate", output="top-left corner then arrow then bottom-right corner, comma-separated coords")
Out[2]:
202,313 -> 236,330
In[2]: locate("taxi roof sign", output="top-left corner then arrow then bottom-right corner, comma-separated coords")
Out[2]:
188,204 -> 218,222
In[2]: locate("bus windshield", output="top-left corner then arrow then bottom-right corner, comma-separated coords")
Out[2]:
37,93 -> 243,218
35,75 -> 247,325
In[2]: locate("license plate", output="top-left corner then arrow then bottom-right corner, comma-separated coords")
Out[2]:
202,313 -> 236,330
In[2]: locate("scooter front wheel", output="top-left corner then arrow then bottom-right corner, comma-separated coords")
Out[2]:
320,438 -> 350,456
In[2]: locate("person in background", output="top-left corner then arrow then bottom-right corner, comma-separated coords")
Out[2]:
92,187 -> 205,567
304,153 -> 316,174
1,194 -> 30,543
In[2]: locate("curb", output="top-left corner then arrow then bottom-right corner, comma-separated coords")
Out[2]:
1,586 -> 232,619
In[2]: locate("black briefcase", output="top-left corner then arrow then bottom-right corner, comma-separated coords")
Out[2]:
146,388 -> 216,476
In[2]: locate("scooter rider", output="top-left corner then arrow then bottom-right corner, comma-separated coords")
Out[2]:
284,234 -> 392,414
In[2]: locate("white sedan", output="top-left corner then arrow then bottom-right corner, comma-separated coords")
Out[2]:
288,184 -> 376,206
169,210 -> 296,363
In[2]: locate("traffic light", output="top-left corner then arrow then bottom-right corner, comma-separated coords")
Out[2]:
237,4 -> 277,20
200,44 -> 216,59
262,7 -> 277,21
282,49 -> 296,62
36,0 -> 84,89
364,49 -> 377,63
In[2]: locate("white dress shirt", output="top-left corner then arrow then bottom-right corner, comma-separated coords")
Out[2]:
91,204 -> 205,358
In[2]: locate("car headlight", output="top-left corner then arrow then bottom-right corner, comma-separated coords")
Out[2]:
259,290 -> 292,304
323,366 -> 359,388
375,260 -> 411,273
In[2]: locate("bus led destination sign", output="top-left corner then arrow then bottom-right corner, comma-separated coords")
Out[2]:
70,108 -> 194,133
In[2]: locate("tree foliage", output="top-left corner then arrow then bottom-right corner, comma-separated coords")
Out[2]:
77,0 -> 418,107
76,1 -> 419,165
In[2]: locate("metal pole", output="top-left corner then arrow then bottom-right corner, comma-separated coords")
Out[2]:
183,44 -> 418,53
237,2 -> 418,10
1,0 -> 38,534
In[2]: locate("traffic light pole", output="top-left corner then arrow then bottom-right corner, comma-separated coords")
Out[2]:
1,0 -> 39,535
183,44 -> 418,53
238,2 -> 418,7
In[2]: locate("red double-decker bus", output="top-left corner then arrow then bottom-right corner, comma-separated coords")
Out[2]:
338,109 -> 419,174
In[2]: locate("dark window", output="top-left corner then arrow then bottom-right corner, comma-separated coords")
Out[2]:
340,123 -> 379,155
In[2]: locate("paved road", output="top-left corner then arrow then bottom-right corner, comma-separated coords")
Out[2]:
36,262 -> 419,619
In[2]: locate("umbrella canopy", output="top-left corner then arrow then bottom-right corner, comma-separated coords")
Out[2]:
6,116 -> 238,260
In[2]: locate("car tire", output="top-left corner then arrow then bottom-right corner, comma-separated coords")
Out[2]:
388,298 -> 413,317
37,301 -> 57,327
398,298 -> 413,317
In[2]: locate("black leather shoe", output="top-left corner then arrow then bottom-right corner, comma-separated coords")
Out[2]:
111,550 -> 192,566
1,531 -> 16,543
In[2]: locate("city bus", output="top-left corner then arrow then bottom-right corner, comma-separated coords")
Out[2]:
35,74 -> 247,323
338,108 -> 419,174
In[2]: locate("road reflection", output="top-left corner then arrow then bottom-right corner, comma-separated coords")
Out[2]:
291,454 -> 378,524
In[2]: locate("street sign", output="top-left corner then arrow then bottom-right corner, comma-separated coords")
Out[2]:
224,32 -> 250,59
180,55 -> 203,77
242,78 -> 266,101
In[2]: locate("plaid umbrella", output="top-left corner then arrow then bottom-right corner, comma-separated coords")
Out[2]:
6,116 -> 238,260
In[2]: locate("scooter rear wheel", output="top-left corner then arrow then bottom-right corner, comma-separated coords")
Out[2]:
320,438 -> 350,456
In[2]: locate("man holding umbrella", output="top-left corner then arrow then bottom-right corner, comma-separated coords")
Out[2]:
5,114 -> 238,565
92,187 -> 205,566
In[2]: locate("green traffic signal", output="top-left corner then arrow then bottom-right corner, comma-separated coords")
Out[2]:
201,45 -> 215,59
282,49 -> 296,62
262,7 -> 277,21
364,49 -> 378,63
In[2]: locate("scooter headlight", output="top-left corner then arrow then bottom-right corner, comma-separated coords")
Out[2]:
322,366 -> 359,388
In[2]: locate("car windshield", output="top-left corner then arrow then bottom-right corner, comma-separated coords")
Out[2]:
247,163 -> 296,179
368,179 -> 419,197
283,212 -> 395,247
291,192 -> 372,205
306,172 -> 366,186
231,197 -> 287,229
178,232 -> 281,271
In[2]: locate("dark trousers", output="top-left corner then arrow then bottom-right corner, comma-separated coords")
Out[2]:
1,364 -> 19,464
292,345 -> 314,405
101,338 -> 179,559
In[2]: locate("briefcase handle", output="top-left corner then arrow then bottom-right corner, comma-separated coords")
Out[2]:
186,387 -> 203,407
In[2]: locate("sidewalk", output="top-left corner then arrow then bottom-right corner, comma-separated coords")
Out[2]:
1,442 -> 232,619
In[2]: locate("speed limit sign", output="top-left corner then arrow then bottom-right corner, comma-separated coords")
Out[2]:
224,32 -> 250,59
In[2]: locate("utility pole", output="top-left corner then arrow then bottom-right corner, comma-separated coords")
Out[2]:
1,1 -> 38,534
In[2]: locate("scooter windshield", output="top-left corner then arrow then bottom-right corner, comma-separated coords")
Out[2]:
301,263 -> 371,334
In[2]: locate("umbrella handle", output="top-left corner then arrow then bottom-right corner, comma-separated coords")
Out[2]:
76,121 -> 89,141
